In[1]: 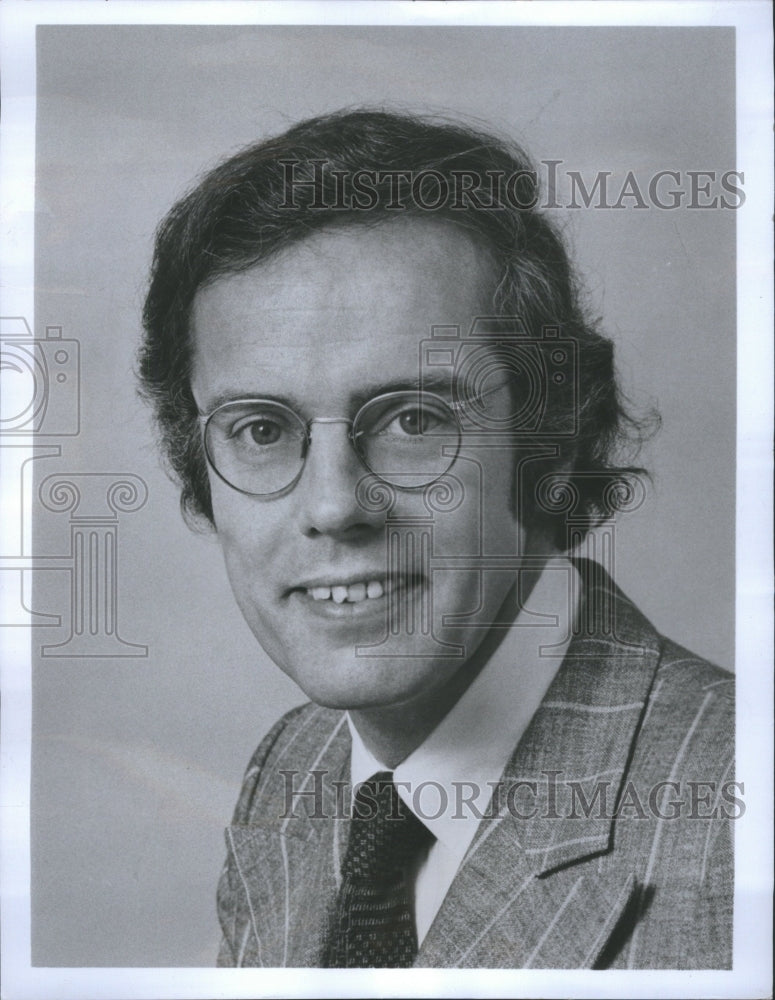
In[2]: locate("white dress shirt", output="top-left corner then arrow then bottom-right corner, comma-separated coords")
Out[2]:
348,557 -> 581,944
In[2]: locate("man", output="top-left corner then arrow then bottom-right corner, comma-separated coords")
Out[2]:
139,110 -> 734,969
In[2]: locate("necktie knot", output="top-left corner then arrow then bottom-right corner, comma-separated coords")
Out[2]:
343,772 -> 432,882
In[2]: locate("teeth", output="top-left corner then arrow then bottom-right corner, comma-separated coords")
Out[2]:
307,580 -> 387,603
346,583 -> 366,602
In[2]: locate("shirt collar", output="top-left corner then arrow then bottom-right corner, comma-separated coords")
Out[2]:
348,557 -> 580,861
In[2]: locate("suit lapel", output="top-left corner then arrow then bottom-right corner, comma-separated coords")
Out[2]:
227,708 -> 351,966
418,563 -> 662,967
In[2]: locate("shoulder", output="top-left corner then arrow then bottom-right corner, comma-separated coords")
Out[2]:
570,560 -> 736,813
652,637 -> 734,721
577,559 -> 734,743
635,636 -> 734,779
231,701 -> 346,824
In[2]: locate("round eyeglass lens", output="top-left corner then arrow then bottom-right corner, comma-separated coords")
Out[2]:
352,391 -> 461,489
204,399 -> 308,496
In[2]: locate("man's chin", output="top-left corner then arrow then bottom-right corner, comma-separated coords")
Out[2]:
280,652 -> 454,714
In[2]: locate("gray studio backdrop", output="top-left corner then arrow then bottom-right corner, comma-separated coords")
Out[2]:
30,25 -> 735,965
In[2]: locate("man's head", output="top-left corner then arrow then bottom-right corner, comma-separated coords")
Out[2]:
140,110 -> 642,539
138,109 -> 648,721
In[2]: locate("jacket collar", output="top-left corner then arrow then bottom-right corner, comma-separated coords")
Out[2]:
498,557 -> 661,874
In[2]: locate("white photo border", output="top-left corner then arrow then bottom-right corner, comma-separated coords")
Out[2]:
1,2 -> 772,998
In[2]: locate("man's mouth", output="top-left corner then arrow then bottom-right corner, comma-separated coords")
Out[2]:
307,580 -> 388,604
289,574 -> 422,607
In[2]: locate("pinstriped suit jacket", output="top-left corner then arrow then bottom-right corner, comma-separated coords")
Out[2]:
216,564 -> 734,968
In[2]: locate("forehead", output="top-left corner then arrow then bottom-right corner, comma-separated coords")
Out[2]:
190,218 -> 497,409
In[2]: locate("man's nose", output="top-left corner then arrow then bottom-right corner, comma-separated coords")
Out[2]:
293,420 -> 382,537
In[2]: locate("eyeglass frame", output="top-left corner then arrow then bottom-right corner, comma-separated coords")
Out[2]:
197,381 -> 510,500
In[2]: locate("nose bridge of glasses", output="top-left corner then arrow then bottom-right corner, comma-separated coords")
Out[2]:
305,416 -> 360,463
306,415 -> 356,446
307,416 -> 354,426
300,415 -> 366,501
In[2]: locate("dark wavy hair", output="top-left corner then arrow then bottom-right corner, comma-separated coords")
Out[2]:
139,108 -> 655,547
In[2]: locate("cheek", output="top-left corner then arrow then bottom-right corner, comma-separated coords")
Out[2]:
429,453 -> 520,556
210,486 -> 282,592
212,497 -> 295,667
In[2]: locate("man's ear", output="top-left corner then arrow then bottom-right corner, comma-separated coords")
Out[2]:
181,500 -> 218,536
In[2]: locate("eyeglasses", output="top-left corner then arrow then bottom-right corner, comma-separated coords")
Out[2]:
200,390 -> 477,498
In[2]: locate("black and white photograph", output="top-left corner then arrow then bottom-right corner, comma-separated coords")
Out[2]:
0,2 -> 772,998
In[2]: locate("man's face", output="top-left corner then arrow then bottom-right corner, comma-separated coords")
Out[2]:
191,218 -> 526,716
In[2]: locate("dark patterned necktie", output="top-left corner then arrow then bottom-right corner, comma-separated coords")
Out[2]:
322,771 -> 434,968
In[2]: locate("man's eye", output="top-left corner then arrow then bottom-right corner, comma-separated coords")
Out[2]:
250,419 -> 283,445
232,417 -> 285,447
395,408 -> 437,436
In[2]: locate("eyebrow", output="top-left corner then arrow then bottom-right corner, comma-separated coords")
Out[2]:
198,373 -> 457,417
